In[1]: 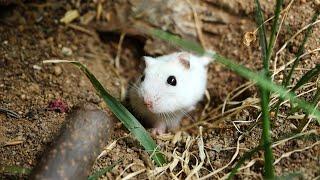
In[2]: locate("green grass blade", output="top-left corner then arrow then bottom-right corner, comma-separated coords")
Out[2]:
151,29 -> 205,55
254,0 -> 268,69
88,160 -> 121,180
266,0 -> 283,67
227,130 -> 316,179
259,87 -> 274,178
148,29 -> 320,122
287,64 -> 320,114
254,0 -> 268,66
43,60 -> 166,166
289,64 -> 320,113
291,64 -> 320,92
298,86 -> 320,131
274,10 -> 320,115
254,0 -> 283,178
283,10 -> 319,87
214,53 -> 320,122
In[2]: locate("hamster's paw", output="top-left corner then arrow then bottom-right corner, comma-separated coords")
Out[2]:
151,124 -> 166,135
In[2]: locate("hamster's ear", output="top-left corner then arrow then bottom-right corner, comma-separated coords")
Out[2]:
177,52 -> 190,69
143,56 -> 157,67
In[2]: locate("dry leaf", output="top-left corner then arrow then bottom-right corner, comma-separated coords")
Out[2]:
243,31 -> 256,46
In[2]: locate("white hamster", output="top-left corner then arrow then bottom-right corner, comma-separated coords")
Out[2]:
128,52 -> 212,134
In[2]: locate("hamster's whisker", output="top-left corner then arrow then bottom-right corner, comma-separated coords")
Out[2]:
163,113 -> 167,120
128,84 -> 139,92
180,109 -> 195,122
163,110 -> 177,121
159,113 -> 165,120
166,113 -> 173,121
170,112 -> 177,120
133,85 -> 141,92
159,112 -> 166,120
172,100 -> 195,122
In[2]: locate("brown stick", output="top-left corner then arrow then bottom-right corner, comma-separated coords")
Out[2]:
31,103 -> 113,180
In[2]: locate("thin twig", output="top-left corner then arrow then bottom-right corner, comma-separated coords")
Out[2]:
199,135 -> 242,179
66,24 -> 97,37
185,0 -> 207,49
273,141 -> 320,165
115,32 -> 126,69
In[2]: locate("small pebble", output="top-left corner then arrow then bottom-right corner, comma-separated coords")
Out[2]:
46,93 -> 54,99
98,101 -> 107,109
20,94 -> 26,100
62,47 -> 73,56
33,65 -> 42,70
18,25 -> 24,32
126,148 -> 134,153
130,163 -> 143,172
213,161 -> 221,167
54,66 -> 62,76
290,123 -> 297,130
47,37 -> 54,43
78,79 -> 86,87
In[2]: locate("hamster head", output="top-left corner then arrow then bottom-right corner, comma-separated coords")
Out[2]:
136,52 -> 211,114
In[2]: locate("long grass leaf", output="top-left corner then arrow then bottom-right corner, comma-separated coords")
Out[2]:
298,85 -> 320,131
274,10 -> 320,115
266,0 -> 283,66
254,0 -> 268,69
259,87 -> 274,178
283,10 -> 319,87
227,146 -> 262,179
151,29 -> 205,55
291,64 -> 320,92
254,1 -> 271,174
148,29 -> 320,122
88,160 -> 121,180
227,130 -> 316,179
288,63 -> 320,114
43,60 -> 166,166
255,0 -> 283,178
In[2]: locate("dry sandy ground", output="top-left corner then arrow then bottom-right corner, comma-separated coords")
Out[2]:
0,0 -> 319,179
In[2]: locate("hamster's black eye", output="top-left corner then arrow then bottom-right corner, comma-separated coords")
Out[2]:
141,74 -> 145,82
167,76 -> 177,86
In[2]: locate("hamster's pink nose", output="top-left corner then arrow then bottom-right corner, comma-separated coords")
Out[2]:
144,100 -> 153,110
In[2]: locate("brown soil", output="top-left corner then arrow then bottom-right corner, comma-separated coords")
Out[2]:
0,0 -> 319,179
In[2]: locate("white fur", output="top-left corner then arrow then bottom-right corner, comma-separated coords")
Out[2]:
129,52 -> 212,133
